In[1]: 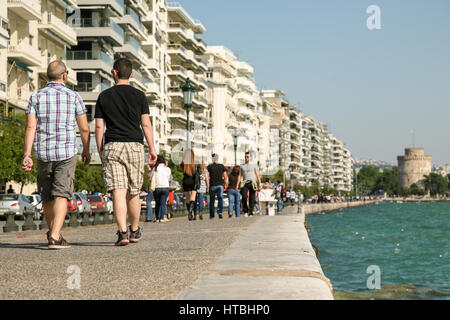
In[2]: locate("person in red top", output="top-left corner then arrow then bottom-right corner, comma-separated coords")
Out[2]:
168,191 -> 174,218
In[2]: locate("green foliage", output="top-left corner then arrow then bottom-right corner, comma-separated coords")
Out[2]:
422,173 -> 448,196
0,117 -> 37,192
408,183 -> 425,196
74,162 -> 106,193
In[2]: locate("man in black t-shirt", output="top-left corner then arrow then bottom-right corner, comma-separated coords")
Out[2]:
95,58 -> 157,246
207,153 -> 228,219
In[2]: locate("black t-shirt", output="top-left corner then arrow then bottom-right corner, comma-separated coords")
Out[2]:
94,85 -> 149,144
208,163 -> 226,187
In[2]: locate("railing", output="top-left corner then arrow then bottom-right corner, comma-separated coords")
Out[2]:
71,82 -> 110,92
167,43 -> 186,53
125,36 -> 140,51
44,13 -> 76,39
78,18 -> 125,38
7,0 -> 41,14
169,22 -> 186,31
66,50 -> 114,66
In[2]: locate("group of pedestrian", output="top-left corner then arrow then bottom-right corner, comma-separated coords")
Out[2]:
23,58 -> 157,248
21,57 -> 266,250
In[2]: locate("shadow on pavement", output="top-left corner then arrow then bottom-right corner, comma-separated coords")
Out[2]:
0,242 -> 114,250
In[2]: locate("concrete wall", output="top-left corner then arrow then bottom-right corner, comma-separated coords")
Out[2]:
301,201 -> 377,215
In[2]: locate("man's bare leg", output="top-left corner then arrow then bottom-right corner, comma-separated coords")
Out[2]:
49,197 -> 68,240
127,193 -> 140,232
43,200 -> 55,231
113,189 -> 128,233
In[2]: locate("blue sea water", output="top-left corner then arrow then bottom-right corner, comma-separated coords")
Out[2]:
306,202 -> 450,300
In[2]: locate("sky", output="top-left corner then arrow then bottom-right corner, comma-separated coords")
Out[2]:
180,0 -> 450,165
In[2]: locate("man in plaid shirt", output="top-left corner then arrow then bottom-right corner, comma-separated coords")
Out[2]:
22,61 -> 90,249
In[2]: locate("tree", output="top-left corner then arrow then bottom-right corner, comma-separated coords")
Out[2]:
74,162 -> 105,193
409,183 -> 425,196
357,166 -> 381,194
0,117 -> 37,192
423,173 -> 448,197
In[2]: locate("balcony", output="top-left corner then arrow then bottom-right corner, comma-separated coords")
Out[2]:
114,36 -> 141,61
129,69 -> 148,91
236,61 -> 253,74
66,50 -> 114,78
8,87 -> 33,110
236,76 -> 256,90
235,91 -> 257,107
75,18 -> 124,47
7,41 -> 41,66
167,43 -> 188,62
76,0 -> 124,16
38,13 -> 77,46
114,7 -> 147,40
168,65 -> 187,82
0,18 -> 9,49
168,22 -> 187,42
7,0 -> 41,20
70,82 -> 111,102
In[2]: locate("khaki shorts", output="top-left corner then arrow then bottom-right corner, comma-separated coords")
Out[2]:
37,155 -> 78,202
101,142 -> 145,195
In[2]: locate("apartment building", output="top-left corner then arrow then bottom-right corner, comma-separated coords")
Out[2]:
166,1 -> 209,162
0,0 -> 9,115
261,90 -> 292,176
142,0 -> 171,155
204,45 -> 238,165
36,0 -> 78,89
5,0 -> 41,117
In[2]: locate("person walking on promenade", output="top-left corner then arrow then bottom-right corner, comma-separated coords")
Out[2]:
23,60 -> 90,249
154,155 -> 172,223
227,166 -> 242,218
193,161 -> 208,220
145,166 -> 155,223
7,185 -> 15,194
207,153 -> 228,219
240,152 -> 261,217
95,58 -> 157,246
180,149 -> 198,221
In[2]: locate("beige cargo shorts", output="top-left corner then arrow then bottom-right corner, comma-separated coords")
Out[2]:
101,142 -> 145,195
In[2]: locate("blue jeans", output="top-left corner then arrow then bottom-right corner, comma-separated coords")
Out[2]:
228,189 -> 240,217
154,188 -> 169,221
146,192 -> 154,220
193,192 -> 204,217
277,198 -> 284,212
209,185 -> 224,218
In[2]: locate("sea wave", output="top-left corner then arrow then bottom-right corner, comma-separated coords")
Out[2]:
334,283 -> 450,300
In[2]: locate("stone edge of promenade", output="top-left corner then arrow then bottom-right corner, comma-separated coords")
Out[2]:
178,207 -> 335,300
301,200 -> 377,215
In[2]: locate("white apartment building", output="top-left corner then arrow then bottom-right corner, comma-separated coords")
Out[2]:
166,1 -> 209,162
0,0 -> 9,115
261,90 -> 292,177
5,0 -> 41,117
141,0 -> 171,155
204,45 -> 238,166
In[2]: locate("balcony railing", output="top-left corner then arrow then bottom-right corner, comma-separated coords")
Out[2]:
78,18 -> 125,38
71,82 -> 110,92
66,50 -> 114,66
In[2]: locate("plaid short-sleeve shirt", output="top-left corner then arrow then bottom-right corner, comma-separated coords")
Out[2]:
26,82 -> 87,162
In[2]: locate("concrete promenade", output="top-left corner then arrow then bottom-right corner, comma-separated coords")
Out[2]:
0,206 -> 333,300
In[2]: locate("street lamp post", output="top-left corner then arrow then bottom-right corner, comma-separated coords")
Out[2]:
181,78 -> 195,150
233,131 -> 239,166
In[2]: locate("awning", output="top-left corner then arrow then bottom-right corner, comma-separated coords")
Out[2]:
11,61 -> 33,73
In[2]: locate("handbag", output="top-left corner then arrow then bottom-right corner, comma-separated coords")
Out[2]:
150,171 -> 156,192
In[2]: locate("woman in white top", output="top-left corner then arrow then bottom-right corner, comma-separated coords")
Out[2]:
154,155 -> 172,222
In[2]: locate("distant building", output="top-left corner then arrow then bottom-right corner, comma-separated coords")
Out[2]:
397,148 -> 432,189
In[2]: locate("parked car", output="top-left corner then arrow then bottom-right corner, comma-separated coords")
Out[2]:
67,193 -> 91,217
104,195 -> 113,214
86,194 -> 106,211
26,194 -> 43,220
140,193 -> 155,210
0,194 -> 34,219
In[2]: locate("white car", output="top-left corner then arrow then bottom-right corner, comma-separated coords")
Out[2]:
26,194 -> 43,220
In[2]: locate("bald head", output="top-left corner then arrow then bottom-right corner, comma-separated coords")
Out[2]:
47,60 -> 67,81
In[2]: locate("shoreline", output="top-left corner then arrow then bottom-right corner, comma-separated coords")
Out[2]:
299,201 -> 377,215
